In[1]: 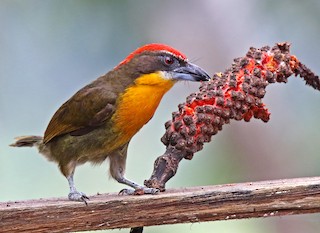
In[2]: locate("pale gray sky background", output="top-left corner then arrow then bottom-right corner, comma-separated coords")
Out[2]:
1,1 -> 320,232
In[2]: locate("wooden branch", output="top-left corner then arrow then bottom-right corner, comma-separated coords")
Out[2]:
1,176 -> 320,233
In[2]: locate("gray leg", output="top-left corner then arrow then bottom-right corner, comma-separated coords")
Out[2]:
108,144 -> 159,194
60,161 -> 89,204
67,171 -> 89,204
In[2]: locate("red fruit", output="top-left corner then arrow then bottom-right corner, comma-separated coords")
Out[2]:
162,42 -> 319,159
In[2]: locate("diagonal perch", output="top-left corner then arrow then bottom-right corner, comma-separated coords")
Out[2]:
1,177 -> 320,232
145,42 -> 320,191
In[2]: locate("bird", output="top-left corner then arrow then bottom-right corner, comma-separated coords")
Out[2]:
10,43 -> 210,204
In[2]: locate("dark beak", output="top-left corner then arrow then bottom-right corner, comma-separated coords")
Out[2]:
172,62 -> 211,82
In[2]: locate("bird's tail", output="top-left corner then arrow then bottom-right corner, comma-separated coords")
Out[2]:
10,135 -> 43,148
10,135 -> 54,161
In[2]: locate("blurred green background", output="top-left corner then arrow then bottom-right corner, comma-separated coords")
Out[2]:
1,0 -> 320,232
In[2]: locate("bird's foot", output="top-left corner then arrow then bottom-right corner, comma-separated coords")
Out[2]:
68,191 -> 89,205
119,187 -> 159,195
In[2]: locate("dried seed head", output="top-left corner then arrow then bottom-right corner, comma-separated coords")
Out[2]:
160,42 -> 320,159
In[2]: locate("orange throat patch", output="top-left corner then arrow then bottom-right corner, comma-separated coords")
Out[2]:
112,72 -> 175,146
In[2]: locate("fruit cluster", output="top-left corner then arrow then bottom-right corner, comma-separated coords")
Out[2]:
161,42 -> 318,159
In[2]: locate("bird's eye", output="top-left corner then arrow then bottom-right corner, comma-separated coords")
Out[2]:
164,56 -> 174,65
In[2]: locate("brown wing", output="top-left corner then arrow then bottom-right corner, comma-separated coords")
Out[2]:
43,85 -> 117,144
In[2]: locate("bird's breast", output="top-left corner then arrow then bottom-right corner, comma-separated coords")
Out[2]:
111,72 -> 175,146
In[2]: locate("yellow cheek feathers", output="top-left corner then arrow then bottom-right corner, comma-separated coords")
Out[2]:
112,72 -> 175,146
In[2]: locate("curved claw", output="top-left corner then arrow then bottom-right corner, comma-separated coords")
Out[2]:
68,191 -> 89,205
119,187 -> 160,195
119,188 -> 135,195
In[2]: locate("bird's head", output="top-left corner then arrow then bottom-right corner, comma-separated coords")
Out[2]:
115,43 -> 210,86
111,44 -> 210,142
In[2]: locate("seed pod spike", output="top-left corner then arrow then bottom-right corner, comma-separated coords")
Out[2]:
145,42 -> 320,191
